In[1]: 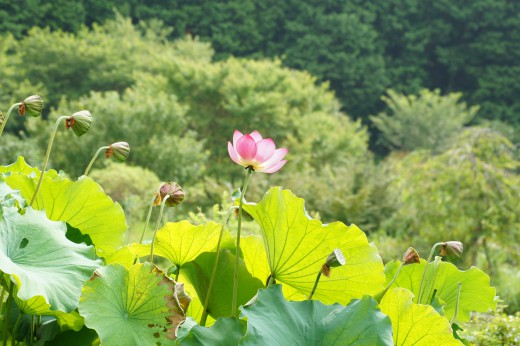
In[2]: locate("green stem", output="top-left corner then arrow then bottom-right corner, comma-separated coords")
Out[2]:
31,315 -> 35,343
417,242 -> 442,303
0,103 -> 22,138
231,168 -> 253,318
266,275 -> 275,287
3,282 -> 14,346
0,287 -> 5,315
374,263 -> 404,302
132,195 -> 158,265
83,146 -> 109,176
11,314 -> 22,346
200,207 -> 237,326
450,282 -> 462,325
149,195 -> 170,263
309,271 -> 322,299
30,116 -> 70,207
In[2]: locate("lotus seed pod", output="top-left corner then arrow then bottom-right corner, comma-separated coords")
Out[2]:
402,247 -> 420,265
157,182 -> 185,208
66,110 -> 92,137
19,95 -> 43,117
441,241 -> 463,258
106,142 -> 130,161
325,248 -> 346,268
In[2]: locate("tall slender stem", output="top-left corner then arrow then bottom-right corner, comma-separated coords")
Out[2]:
200,207 -> 237,326
149,195 -> 170,263
232,168 -> 253,318
417,242 -> 442,303
450,282 -> 462,325
30,116 -> 70,206
374,263 -> 404,302
0,103 -> 22,138
139,196 -> 157,244
84,146 -> 109,176
3,282 -> 14,346
11,314 -> 22,346
309,271 -> 322,299
0,287 -> 5,315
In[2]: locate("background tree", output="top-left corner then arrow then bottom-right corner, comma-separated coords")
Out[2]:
370,89 -> 478,152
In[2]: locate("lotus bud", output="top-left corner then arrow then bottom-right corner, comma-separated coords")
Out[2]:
440,241 -> 463,258
326,248 -> 346,268
402,247 -> 420,265
106,141 -> 130,161
321,249 -> 346,278
155,182 -> 185,207
18,95 -> 43,117
65,110 -> 92,137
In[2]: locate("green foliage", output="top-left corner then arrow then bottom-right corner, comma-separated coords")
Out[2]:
1,157 -> 128,257
240,285 -> 393,345
461,307 -> 520,346
371,89 -> 478,152
0,206 -> 101,312
242,187 -> 386,304
89,162 -> 161,223
380,288 -> 460,345
79,263 -> 190,346
386,127 -> 520,265
384,258 -> 496,322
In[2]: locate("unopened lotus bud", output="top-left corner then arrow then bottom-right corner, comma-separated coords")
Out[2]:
402,247 -> 420,265
19,95 -> 43,117
440,241 -> 463,258
156,182 -> 185,208
106,142 -> 130,161
326,248 -> 346,268
65,110 -> 92,137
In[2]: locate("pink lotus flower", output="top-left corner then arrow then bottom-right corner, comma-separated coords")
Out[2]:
228,130 -> 288,173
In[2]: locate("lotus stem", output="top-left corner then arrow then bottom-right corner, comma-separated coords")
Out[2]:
84,146 -> 109,176
266,275 -> 275,287
3,281 -> 14,346
232,167 -> 253,318
30,116 -> 70,206
149,195 -> 170,263
309,271 -> 322,299
200,206 -> 237,326
374,262 -> 405,302
417,242 -> 442,303
11,313 -> 22,346
0,103 -> 22,138
450,282 -> 462,325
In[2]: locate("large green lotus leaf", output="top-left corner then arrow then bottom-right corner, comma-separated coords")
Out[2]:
241,236 -> 270,284
179,276 -> 216,326
0,206 -> 101,312
130,221 -> 234,267
79,263 -> 191,346
181,250 -> 264,319
1,157 -> 127,257
385,258 -> 496,322
242,187 -> 385,304
380,288 -> 461,345
240,285 -> 393,345
179,317 -> 246,345
13,294 -> 84,331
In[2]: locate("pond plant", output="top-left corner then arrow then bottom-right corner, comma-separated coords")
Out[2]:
0,96 -> 496,345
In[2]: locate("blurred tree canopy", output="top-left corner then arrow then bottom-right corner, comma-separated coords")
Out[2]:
1,0 -> 519,138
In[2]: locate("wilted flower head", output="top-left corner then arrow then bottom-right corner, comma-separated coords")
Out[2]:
402,247 -> 420,265
228,130 -> 288,173
105,142 -> 130,161
18,95 -> 43,117
154,182 -> 185,207
65,110 -> 92,137
440,241 -> 463,258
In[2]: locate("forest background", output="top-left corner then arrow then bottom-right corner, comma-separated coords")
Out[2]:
0,0 -> 519,328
